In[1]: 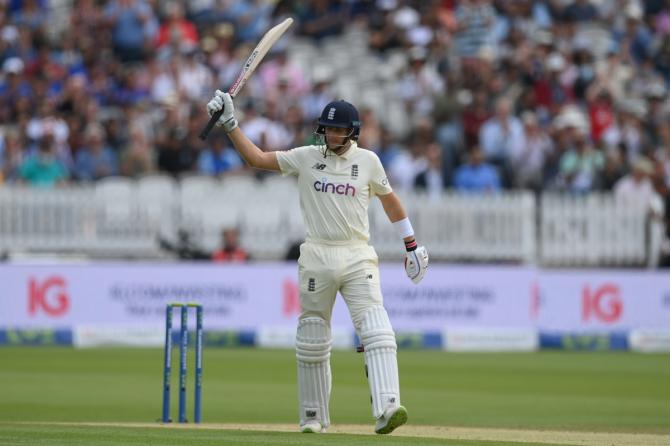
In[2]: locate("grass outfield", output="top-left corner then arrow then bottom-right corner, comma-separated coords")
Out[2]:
0,347 -> 668,445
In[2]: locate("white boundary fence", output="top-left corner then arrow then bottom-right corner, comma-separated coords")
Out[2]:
0,176 -> 661,266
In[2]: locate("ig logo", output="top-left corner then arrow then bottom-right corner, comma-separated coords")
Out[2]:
582,283 -> 622,323
28,276 -> 70,317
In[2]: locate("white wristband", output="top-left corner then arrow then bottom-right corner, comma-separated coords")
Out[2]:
393,217 -> 414,239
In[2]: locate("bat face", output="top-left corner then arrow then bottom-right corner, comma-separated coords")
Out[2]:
228,18 -> 293,98
200,18 -> 293,140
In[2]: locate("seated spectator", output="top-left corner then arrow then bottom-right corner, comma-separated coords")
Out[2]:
454,146 -> 501,192
374,127 -> 402,170
18,135 -> 68,187
562,0 -> 599,23
74,123 -> 118,181
104,0 -> 157,62
155,2 -> 198,52
157,129 -> 199,177
397,46 -> 444,118
461,90 -> 491,148
414,143 -> 446,198
387,139 -> 427,193
358,107 -> 382,150
558,127 -> 604,193
479,97 -> 525,165
299,0 -> 345,41
120,124 -> 155,178
453,0 -> 497,60
258,48 -> 308,98
212,228 -> 249,263
198,134 -> 243,177
0,128 -> 25,182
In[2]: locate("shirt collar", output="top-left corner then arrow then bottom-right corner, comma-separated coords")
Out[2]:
337,141 -> 358,159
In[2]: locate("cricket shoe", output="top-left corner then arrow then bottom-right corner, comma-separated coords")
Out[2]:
300,421 -> 325,433
374,405 -> 408,434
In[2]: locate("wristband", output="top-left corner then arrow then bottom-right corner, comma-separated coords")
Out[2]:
393,217 -> 414,239
404,238 -> 417,252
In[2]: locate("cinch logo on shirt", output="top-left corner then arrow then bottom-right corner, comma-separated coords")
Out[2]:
313,179 -> 356,196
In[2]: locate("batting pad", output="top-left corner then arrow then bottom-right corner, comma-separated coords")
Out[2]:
360,306 -> 400,419
296,317 -> 332,428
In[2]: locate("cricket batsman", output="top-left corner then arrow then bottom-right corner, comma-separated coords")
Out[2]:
207,90 -> 429,434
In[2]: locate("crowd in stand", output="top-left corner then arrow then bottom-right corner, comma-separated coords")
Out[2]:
0,0 -> 668,217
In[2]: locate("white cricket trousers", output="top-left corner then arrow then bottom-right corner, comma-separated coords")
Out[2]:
297,240 -> 383,331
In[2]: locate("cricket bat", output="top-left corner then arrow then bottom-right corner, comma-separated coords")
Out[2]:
199,18 -> 294,140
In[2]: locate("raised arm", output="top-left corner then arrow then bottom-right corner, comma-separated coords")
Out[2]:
206,90 -> 280,171
377,191 -> 429,284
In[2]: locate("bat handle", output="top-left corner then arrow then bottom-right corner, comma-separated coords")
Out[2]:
199,105 -> 225,140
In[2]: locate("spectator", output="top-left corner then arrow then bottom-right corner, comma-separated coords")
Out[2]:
614,156 -> 664,218
461,89 -> 490,148
258,48 -> 309,98
617,3 -> 653,65
453,0 -> 496,60
300,66 -> 334,123
454,146 -> 501,192
586,83 -> 615,144
299,0 -> 345,41
386,132 -> 428,192
600,151 -> 627,191
175,49 -> 212,101
478,96 -> 525,185
212,228 -> 249,263
513,111 -> 552,191
104,0 -> 157,62
397,46 -> 444,119
240,99 -> 289,152
533,52 -> 574,116
414,143 -> 446,198
74,123 -> 118,181
374,127 -> 402,171
18,135 -> 68,187
558,127 -> 604,193
358,107 -> 382,150
0,128 -> 24,182
198,134 -> 243,177
155,2 -> 198,53
224,0 -> 272,44
120,124 -> 155,178
368,0 -> 406,53
562,0 -> 599,23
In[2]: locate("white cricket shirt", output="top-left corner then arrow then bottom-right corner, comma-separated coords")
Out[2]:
276,142 -> 392,243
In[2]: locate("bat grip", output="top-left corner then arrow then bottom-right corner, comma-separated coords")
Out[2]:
199,104 -> 225,140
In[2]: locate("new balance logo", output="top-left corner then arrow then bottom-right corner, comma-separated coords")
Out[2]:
306,410 -> 317,418
366,274 -> 373,279
351,164 -> 358,179
308,278 -> 316,292
312,163 -> 326,170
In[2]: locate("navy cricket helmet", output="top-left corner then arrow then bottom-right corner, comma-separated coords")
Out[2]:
316,100 -> 361,141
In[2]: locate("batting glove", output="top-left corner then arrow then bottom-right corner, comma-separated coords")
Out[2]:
206,90 -> 238,133
404,245 -> 428,284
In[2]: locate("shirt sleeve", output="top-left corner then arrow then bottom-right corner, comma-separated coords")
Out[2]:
369,152 -> 393,196
276,146 -> 311,176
